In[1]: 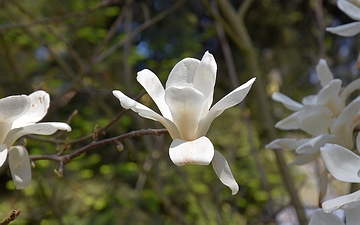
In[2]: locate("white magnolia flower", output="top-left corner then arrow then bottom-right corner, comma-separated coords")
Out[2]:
267,59 -> 360,165
113,51 -> 255,195
0,90 -> 71,189
326,0 -> 360,37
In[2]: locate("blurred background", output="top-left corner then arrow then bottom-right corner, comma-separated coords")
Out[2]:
0,0 -> 358,224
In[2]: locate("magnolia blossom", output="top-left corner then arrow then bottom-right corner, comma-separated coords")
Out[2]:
326,0 -> 360,37
267,59 -> 360,165
113,51 -> 255,194
309,209 -> 348,225
0,90 -> 71,189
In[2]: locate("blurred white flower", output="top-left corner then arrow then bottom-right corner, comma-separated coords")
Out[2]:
0,90 -> 71,189
267,59 -> 360,165
308,209 -> 345,225
113,51 -> 255,195
326,0 -> 360,37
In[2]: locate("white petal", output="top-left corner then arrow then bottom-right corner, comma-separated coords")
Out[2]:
296,134 -> 342,155
338,0 -> 360,20
340,78 -> 360,102
322,190 -> 360,213
169,137 -> 214,166
331,96 -> 360,149
302,95 -> 318,105
165,87 -> 204,140
274,111 -> 301,130
346,206 -> 360,225
0,144 -> 8,167
4,122 -> 71,147
326,22 -> 360,37
196,78 -> 255,136
8,145 -> 31,189
193,51 -> 217,117
316,59 -> 334,87
308,209 -> 344,225
297,105 -> 334,136
272,92 -> 303,111
12,90 -> 50,129
113,90 -> 181,139
0,95 -> 30,123
212,150 -> 239,195
320,144 -> 360,183
165,57 -> 200,89
266,138 -> 310,150
288,153 -> 319,166
136,69 -> 172,120
317,79 -> 344,117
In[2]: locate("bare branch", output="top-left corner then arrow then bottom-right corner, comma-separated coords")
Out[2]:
0,209 -> 21,225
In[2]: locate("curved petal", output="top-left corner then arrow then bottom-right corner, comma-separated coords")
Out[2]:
288,153 -> 319,166
0,95 -> 30,123
212,150 -> 239,195
296,134 -> 342,155
12,90 -> 50,129
331,96 -> 360,149
136,69 -> 172,120
0,144 -> 8,167
316,59 -> 334,87
322,190 -> 360,213
193,51 -> 217,117
165,87 -> 204,140
302,95 -> 318,105
320,144 -> 360,183
338,0 -> 360,20
340,78 -> 360,102
298,105 -> 334,136
8,145 -> 31,189
165,57 -> 199,89
196,78 -> 255,137
266,138 -> 310,150
272,92 -> 303,111
169,136 -> 214,166
113,90 -> 181,139
308,209 -> 344,225
4,122 -> 71,147
274,111 -> 301,130
326,22 -> 360,37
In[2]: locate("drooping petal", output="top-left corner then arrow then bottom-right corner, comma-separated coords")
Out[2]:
136,69 -> 172,120
0,144 -> 8,167
326,22 -> 360,37
196,78 -> 255,137
338,0 -> 360,20
4,122 -> 71,147
12,90 -> 50,129
322,190 -> 360,213
272,92 -> 303,111
266,138 -> 310,150
169,136 -> 214,166
308,209 -> 344,225
331,96 -> 360,149
113,90 -> 181,139
316,59 -> 334,87
8,145 -> 31,189
288,153 -> 319,166
165,57 -> 199,89
295,134 -> 342,155
297,105 -> 334,136
193,51 -> 217,117
274,111 -> 301,130
165,86 -> 204,140
320,144 -> 360,183
212,150 -> 239,195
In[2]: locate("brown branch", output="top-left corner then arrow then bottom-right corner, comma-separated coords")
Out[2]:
29,128 -> 168,164
0,209 -> 21,225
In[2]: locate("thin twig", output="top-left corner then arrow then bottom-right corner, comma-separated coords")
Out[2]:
0,209 -> 21,225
